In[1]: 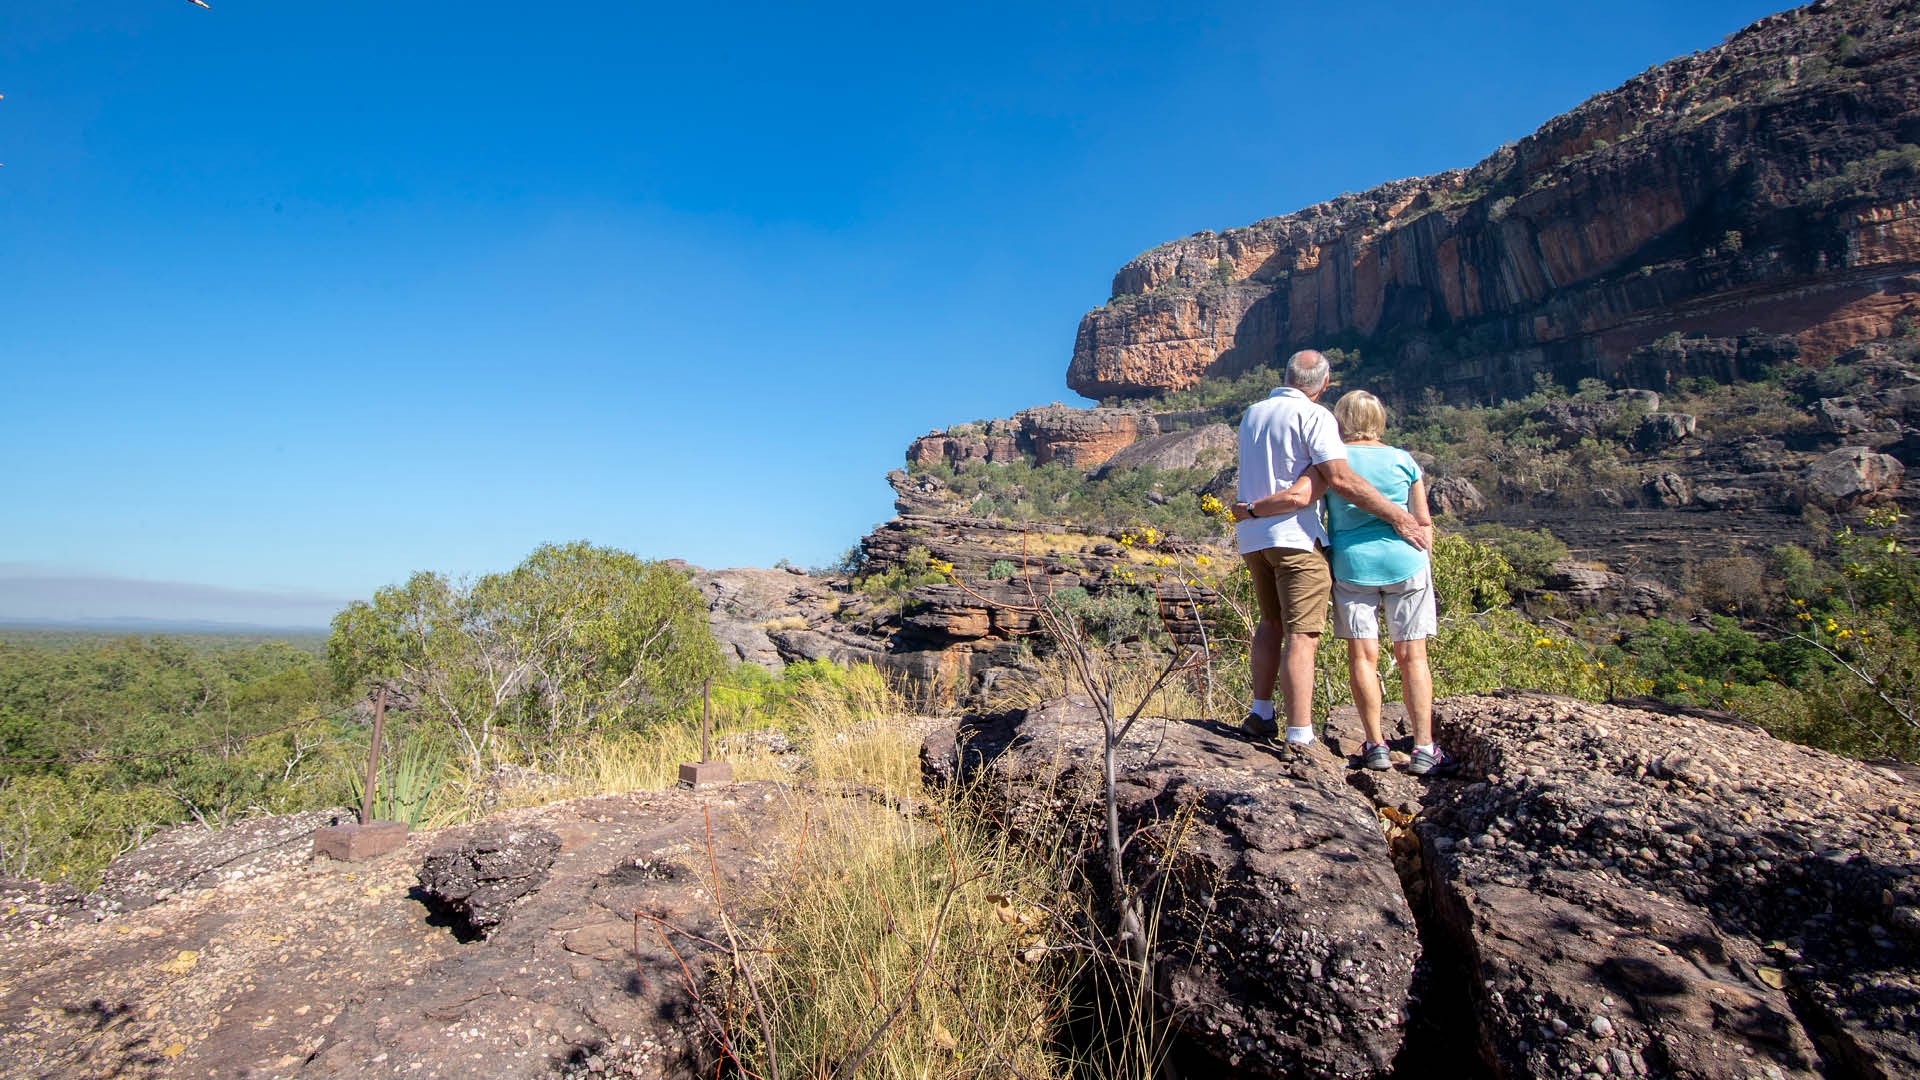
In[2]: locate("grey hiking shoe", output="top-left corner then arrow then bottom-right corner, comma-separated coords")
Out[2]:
1361,741 -> 1392,771
1240,711 -> 1279,739
1407,746 -> 1453,777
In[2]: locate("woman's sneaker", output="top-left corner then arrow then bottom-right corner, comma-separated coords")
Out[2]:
1361,741 -> 1392,771
1407,746 -> 1453,777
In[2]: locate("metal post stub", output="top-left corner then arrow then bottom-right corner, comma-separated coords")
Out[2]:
313,821 -> 409,861
677,760 -> 734,789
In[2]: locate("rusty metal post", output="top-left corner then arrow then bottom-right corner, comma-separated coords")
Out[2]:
678,676 -> 731,789
360,684 -> 388,826
701,677 -> 713,762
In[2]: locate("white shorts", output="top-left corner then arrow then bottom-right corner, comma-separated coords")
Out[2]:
1332,566 -> 1437,642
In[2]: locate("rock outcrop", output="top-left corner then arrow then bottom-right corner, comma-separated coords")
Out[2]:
1803,444 -> 1907,504
416,825 -> 562,938
0,789 -> 786,1079
1069,0 -> 1920,402
1094,422 -> 1237,475
1421,692 -> 1920,1079
685,564 -> 879,672
907,406 -> 1162,475
924,698 -> 1421,1077
926,690 -> 1920,1078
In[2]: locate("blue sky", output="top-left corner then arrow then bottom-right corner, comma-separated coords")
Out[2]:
0,0 -> 1794,626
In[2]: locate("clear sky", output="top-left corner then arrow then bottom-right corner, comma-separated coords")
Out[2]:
1,0 -> 1796,627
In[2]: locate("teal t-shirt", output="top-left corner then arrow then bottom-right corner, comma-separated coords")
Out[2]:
1326,444 -> 1427,586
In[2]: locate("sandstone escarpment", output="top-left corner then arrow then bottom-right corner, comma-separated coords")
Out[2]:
1071,0 -> 1920,402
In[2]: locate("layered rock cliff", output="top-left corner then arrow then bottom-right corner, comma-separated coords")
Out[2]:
1070,0 -> 1920,402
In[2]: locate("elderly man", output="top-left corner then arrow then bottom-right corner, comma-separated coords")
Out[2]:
1230,350 -> 1431,746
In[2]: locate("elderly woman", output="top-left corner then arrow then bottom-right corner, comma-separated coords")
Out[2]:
1323,390 -> 1446,775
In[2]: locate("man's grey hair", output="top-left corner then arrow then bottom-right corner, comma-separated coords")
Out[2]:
1285,349 -> 1331,391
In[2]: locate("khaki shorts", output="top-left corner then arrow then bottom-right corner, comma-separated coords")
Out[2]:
1332,565 -> 1438,642
1243,546 -> 1332,636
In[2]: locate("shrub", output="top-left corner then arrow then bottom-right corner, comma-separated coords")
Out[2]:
1460,525 -> 1569,596
1693,555 -> 1770,615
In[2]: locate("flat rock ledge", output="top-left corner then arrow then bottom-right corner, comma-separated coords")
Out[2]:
97,806 -> 357,913
923,697 -> 1420,1078
1423,692 -> 1920,1080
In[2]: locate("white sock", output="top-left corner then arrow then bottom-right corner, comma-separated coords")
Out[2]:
1285,725 -> 1315,745
1250,699 -> 1275,721
1414,742 -> 1437,755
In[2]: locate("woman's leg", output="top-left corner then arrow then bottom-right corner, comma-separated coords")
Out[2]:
1347,637 -> 1385,745
1391,637 -> 1434,747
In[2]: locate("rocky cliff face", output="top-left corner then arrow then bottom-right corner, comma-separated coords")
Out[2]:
1071,0 -> 1920,402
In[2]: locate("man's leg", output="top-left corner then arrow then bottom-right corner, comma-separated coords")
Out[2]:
1270,548 -> 1333,742
1346,637 -> 1385,745
1242,553 -> 1285,726
1280,631 -> 1321,735
1250,615 -> 1282,705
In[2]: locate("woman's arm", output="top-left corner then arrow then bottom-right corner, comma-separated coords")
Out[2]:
1230,469 -> 1324,522
1408,477 -> 1434,535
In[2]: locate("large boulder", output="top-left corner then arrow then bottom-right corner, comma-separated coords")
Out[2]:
1632,411 -> 1696,450
1095,423 -> 1237,475
1420,692 -> 1920,1079
1814,397 -> 1880,436
416,825 -> 561,938
1427,476 -> 1489,518
1642,470 -> 1692,508
1531,400 -> 1624,446
1804,446 -> 1905,506
924,697 -> 1420,1078
687,565 -> 842,671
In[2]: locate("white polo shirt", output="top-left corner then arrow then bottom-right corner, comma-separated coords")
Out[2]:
1235,386 -> 1347,555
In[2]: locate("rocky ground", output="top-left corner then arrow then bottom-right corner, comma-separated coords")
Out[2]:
0,785 -> 801,1079
5,691 -> 1911,1078
921,691 -> 1920,1079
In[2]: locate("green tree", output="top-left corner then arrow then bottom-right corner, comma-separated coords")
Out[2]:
328,542 -> 724,769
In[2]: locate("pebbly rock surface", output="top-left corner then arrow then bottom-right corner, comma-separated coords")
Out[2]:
0,786 -> 788,1079
924,696 -> 1420,1078
416,825 -> 562,938
95,806 -> 357,913
1418,692 -> 1920,1079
